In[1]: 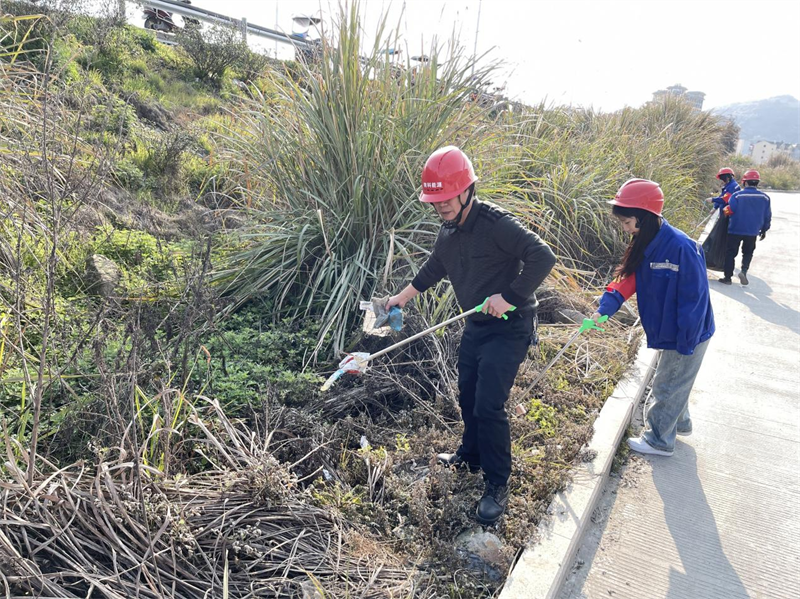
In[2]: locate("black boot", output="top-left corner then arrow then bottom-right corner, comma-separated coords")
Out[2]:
738,270 -> 749,286
476,482 -> 508,525
436,452 -> 480,473
718,276 -> 732,285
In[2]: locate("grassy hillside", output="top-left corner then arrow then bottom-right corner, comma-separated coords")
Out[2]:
1,2 -> 736,597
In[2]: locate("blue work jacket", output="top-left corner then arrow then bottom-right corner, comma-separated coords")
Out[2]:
598,220 -> 715,355
727,187 -> 772,236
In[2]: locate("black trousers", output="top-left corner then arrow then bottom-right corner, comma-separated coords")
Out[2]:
456,313 -> 534,486
724,234 -> 757,278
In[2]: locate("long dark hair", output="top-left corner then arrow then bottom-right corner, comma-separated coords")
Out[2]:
613,206 -> 661,278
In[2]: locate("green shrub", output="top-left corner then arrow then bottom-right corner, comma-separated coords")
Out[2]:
125,131 -> 195,198
70,19 -> 159,84
193,305 -> 324,412
90,97 -> 136,136
183,153 -> 226,197
234,48 -> 276,83
525,399 -> 559,438
90,226 -> 188,290
113,158 -> 146,191
175,24 -> 249,83
510,97 -> 730,266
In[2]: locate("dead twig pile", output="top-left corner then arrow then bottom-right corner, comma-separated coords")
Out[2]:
0,401 -> 429,598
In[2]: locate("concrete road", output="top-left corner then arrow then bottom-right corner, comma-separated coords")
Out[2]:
561,192 -> 800,599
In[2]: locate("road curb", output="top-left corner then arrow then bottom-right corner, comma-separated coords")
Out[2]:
500,338 -> 659,599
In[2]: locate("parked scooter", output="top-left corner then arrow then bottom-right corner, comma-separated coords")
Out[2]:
143,0 -> 199,33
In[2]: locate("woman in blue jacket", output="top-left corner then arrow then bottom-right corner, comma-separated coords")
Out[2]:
592,179 -> 715,456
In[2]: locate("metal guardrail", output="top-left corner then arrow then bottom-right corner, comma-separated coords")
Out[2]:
135,0 -> 309,47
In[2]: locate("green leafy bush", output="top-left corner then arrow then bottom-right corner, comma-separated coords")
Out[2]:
90,97 -> 136,136
175,24 -> 249,83
193,305 -> 323,412
89,225 -> 188,291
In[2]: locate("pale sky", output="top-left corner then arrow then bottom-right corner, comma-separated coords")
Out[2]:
125,0 -> 800,112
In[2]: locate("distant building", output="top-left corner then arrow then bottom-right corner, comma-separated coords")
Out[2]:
751,140 -> 800,164
735,139 -> 749,155
652,89 -> 669,102
684,91 -> 706,110
651,83 -> 705,110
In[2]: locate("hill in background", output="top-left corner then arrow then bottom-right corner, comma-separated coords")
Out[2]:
713,95 -> 800,145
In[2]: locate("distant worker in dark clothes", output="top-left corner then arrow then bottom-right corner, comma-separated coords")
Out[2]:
719,169 -> 771,286
387,146 -> 556,525
702,168 -> 741,271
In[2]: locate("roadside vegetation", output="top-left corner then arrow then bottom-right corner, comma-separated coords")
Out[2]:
725,152 -> 800,190
1,1 -> 736,596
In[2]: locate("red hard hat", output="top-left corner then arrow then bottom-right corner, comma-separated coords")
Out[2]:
607,179 -> 664,216
742,169 -> 760,181
716,167 -> 735,179
419,146 -> 478,203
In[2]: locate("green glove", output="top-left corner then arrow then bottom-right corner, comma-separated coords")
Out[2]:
578,315 -> 608,334
475,297 -> 517,320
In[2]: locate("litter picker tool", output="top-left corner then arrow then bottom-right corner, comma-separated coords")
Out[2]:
321,297 -> 516,391
517,315 -> 608,402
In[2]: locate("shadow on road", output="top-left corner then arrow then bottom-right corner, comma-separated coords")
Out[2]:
708,274 -> 800,338
653,444 -> 749,599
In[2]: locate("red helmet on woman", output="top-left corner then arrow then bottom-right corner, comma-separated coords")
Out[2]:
716,167 -> 735,179
419,146 -> 478,203
607,179 -> 664,217
742,169 -> 760,182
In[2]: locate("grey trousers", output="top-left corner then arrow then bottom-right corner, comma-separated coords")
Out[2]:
643,339 -> 710,452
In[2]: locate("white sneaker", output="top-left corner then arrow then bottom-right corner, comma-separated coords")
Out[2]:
627,436 -> 673,456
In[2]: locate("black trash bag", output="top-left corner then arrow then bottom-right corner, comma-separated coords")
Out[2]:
702,210 -> 728,271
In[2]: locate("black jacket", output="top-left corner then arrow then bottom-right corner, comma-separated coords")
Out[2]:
411,199 -> 556,321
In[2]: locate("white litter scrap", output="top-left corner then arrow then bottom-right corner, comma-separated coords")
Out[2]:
319,352 -> 370,391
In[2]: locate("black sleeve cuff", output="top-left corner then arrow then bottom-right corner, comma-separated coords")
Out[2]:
502,289 -> 527,308
411,273 -> 432,294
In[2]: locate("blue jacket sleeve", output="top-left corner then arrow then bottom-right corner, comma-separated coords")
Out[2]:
598,290 -> 625,317
728,193 -> 738,216
762,195 -> 772,233
712,181 -> 739,209
597,275 -> 636,318
676,242 -> 710,355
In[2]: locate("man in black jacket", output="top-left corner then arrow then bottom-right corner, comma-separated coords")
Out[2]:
387,146 -> 556,524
